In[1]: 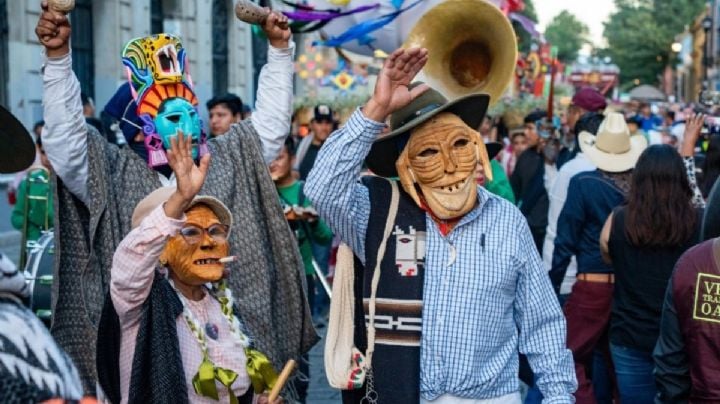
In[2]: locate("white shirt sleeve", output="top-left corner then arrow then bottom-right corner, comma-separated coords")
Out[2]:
41,51 -> 89,205
249,42 -> 295,164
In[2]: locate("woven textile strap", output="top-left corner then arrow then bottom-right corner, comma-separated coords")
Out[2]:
324,180 -> 400,392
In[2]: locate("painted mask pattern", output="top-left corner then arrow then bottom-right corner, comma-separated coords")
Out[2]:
122,34 -> 207,166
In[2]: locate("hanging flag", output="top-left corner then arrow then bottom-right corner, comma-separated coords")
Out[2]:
313,0 -> 423,49
509,12 -> 540,38
283,3 -> 379,21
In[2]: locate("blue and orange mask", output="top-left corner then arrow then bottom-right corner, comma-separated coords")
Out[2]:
120,33 -> 208,167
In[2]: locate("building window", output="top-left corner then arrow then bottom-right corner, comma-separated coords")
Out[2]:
70,0 -> 94,98
212,0 -> 230,95
151,0 -> 164,34
0,0 -> 7,106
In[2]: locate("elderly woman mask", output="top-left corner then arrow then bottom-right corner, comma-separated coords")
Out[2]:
396,112 -> 492,220
160,204 -> 230,285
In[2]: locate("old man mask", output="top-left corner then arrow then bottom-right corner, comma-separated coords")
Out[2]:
396,112 -> 492,220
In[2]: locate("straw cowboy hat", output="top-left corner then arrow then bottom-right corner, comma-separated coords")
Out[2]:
365,82 -> 490,178
578,112 -> 647,173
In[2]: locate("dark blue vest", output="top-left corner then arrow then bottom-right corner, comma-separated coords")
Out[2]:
342,176 -> 427,404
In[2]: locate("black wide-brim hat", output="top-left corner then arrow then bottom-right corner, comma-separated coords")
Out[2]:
365,82 -> 490,178
0,105 -> 35,174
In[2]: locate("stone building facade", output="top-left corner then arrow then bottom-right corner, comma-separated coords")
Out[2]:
0,0 -> 259,132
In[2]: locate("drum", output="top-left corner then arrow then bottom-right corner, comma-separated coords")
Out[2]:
24,231 -> 54,323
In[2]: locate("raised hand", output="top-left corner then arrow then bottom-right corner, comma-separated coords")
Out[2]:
166,131 -> 210,204
681,113 -> 705,157
35,1 -> 71,58
363,47 -> 430,122
262,9 -> 291,49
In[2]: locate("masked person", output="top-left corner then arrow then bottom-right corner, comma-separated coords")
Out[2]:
96,133 -> 280,404
307,48 -> 575,404
35,4 -> 317,393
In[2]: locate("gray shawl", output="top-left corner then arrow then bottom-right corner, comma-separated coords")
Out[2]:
51,123 -> 319,393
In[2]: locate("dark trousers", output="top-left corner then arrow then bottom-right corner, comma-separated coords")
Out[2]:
563,279 -> 616,404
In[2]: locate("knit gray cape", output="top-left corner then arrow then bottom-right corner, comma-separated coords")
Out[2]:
51,123 -> 319,393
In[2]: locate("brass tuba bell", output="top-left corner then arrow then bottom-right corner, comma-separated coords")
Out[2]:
403,0 -> 518,104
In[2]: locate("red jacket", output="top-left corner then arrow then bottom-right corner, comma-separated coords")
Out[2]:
654,238 -> 720,403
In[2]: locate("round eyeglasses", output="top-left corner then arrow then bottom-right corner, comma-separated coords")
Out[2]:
179,223 -> 229,245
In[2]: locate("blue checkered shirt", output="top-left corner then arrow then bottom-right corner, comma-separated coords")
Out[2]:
305,109 -> 576,403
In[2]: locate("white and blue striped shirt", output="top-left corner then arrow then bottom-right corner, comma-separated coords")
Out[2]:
305,109 -> 576,403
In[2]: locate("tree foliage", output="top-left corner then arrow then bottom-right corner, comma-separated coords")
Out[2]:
544,11 -> 589,63
513,0 -> 538,53
603,0 -> 705,87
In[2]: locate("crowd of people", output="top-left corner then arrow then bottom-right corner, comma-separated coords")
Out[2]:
2,2 -> 720,404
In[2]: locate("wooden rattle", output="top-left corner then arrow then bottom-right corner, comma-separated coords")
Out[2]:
48,0 -> 75,13
235,0 -> 288,29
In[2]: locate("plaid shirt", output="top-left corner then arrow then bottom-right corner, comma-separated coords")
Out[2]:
110,205 -> 251,403
305,110 -> 576,402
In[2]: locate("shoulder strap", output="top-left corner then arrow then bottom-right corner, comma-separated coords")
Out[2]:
365,180 -> 400,369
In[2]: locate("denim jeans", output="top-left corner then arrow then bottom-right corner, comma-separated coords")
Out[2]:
610,343 -> 657,404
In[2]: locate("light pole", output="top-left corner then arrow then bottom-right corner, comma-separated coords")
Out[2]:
703,15 -> 713,89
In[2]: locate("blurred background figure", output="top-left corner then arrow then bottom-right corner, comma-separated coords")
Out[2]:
206,93 -> 244,137
600,144 -> 701,404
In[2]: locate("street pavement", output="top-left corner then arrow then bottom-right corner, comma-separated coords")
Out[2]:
307,324 -> 342,404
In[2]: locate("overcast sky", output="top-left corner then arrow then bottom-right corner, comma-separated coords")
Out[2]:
535,0 -> 616,48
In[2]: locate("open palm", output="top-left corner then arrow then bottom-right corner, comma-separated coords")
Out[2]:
166,131 -> 210,201
371,48 -> 429,117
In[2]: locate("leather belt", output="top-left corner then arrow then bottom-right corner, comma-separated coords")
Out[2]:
577,273 -> 615,284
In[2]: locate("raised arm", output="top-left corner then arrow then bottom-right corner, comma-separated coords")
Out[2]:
112,131 -> 210,323
303,111 -> 382,260
36,1 -> 89,204
681,113 -> 706,208
304,47 -> 429,262
247,11 -> 294,163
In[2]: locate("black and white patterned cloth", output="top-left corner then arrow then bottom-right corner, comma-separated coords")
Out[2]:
0,253 -> 83,403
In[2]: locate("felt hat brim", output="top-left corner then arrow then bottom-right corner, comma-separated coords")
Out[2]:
365,93 -> 490,178
0,105 -> 36,174
578,131 -> 647,173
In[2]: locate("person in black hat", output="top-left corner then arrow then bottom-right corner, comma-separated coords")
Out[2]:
306,47 -> 574,404
0,106 -> 85,403
295,104 -> 335,181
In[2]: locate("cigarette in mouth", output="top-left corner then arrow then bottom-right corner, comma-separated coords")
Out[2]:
219,256 -> 237,264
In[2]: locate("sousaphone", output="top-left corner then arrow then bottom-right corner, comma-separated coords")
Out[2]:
403,0 -> 518,104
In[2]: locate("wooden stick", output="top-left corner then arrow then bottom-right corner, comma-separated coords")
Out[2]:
268,359 -> 297,402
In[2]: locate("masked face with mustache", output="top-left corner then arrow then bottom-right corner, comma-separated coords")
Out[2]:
160,204 -> 229,285
396,112 -> 492,220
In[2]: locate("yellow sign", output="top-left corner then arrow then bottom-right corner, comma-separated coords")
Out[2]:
693,273 -> 720,323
